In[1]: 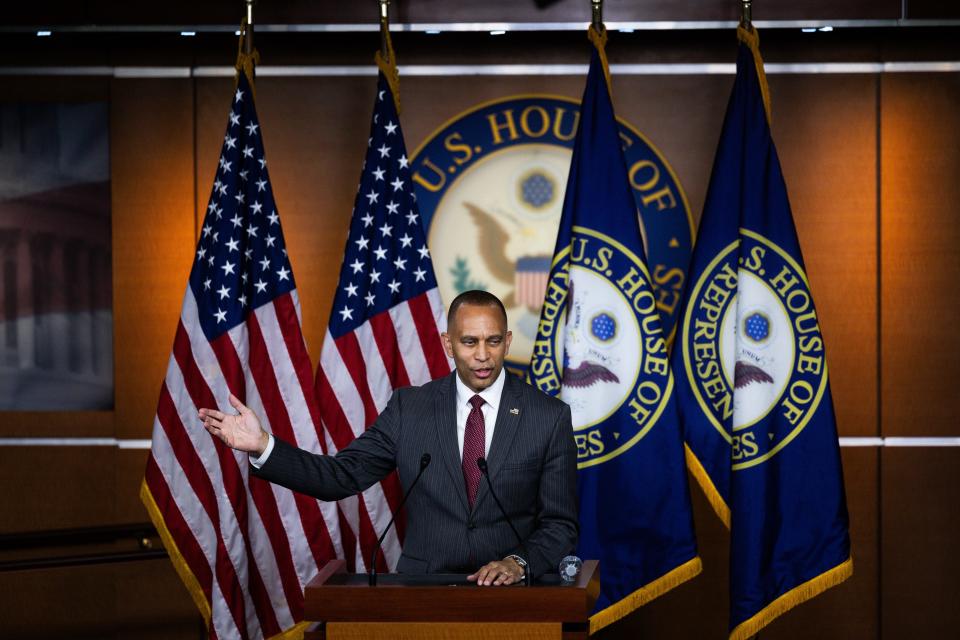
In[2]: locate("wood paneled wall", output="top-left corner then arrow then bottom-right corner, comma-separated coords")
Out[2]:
0,26 -> 958,639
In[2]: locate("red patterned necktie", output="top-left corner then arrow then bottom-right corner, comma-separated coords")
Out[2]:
462,394 -> 486,510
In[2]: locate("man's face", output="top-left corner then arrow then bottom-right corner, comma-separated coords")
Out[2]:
442,303 -> 512,393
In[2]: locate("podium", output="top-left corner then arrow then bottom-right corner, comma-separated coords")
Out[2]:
303,559 -> 599,640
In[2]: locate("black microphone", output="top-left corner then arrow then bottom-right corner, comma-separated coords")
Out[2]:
476,457 -> 531,586
369,452 -> 431,586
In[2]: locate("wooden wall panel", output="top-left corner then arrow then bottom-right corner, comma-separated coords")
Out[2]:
880,73 -> 960,437
115,560 -> 201,640
771,74 -> 878,437
0,410 -> 113,438
0,446 -> 115,533
111,78 -> 196,440
0,563 -> 199,639
881,448 -> 960,637
0,565 -> 119,638
0,451 -> 197,637
117,449 -> 150,523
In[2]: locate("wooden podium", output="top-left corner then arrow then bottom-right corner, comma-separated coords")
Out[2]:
303,559 -> 599,640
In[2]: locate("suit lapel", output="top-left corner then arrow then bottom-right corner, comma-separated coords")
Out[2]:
436,373 -> 469,514
473,372 -> 523,512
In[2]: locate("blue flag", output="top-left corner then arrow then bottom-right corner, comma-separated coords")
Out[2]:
529,28 -> 701,634
671,27 -> 852,639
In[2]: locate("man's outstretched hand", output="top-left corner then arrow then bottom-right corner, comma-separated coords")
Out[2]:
198,394 -> 269,456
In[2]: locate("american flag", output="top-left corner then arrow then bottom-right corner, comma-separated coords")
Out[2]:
141,69 -> 342,640
315,72 -> 451,573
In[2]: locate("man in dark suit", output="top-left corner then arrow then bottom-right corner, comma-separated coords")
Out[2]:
199,290 -> 577,586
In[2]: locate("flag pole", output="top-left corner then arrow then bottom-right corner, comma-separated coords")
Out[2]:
379,0 -> 391,59
244,0 -> 254,55
734,0 -> 772,124
376,0 -> 401,113
591,0 -> 604,34
587,0 -> 612,96
737,17 -> 759,640
236,1 -> 259,91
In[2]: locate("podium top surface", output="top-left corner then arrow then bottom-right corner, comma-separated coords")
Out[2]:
304,560 -> 599,624
326,572 -> 573,587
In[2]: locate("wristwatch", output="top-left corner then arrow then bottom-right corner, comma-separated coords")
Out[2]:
506,554 -> 528,579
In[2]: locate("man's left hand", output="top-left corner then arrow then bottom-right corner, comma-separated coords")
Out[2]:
467,557 -> 524,586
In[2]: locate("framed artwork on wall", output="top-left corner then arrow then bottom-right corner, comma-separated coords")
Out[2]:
0,102 -> 112,410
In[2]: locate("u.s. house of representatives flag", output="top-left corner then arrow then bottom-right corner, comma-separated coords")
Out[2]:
313,54 -> 451,573
141,61 -> 343,639
529,26 -> 701,634
672,26 -> 852,639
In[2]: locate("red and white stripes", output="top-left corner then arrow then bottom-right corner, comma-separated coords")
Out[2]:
315,287 -> 450,572
144,288 -> 341,640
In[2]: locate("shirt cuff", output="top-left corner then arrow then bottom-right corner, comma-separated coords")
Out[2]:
249,433 -> 275,469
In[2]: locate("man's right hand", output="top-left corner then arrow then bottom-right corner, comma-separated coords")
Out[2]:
198,394 -> 270,456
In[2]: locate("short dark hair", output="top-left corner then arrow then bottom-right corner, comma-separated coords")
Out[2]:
447,290 -> 508,328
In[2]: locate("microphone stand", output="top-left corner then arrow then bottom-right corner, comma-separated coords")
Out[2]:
369,453 -> 431,586
477,457 -> 531,586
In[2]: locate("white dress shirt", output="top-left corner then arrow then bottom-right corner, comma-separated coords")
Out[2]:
250,431 -> 275,469
454,368 -> 506,460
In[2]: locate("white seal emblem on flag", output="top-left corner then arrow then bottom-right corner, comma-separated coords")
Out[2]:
562,267 -> 638,429
681,229 -> 829,469
409,95 -> 693,375
531,226 -> 673,468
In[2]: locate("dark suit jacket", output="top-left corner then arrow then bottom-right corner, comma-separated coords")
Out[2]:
252,371 -> 578,578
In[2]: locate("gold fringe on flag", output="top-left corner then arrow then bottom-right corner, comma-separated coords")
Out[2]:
375,27 -> 402,114
140,481 -> 213,627
587,24 -> 613,98
736,25 -> 772,125
142,480 -> 313,639
729,557 -> 854,640
684,444 -> 732,528
588,557 -> 703,635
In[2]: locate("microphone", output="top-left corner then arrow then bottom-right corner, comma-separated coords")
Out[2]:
476,457 -> 530,586
369,453 -> 431,586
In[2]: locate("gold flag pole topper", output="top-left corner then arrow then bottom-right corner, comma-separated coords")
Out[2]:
587,0 -> 613,95
245,0 -> 254,54
740,0 -> 752,28
376,0 -> 402,112
591,0 -> 603,32
736,0 -> 772,123
236,0 -> 260,89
